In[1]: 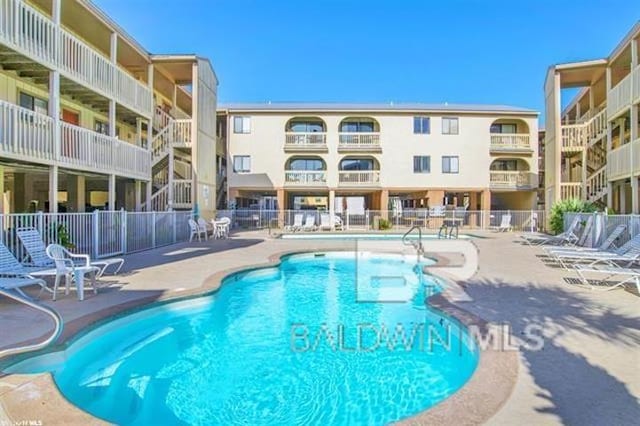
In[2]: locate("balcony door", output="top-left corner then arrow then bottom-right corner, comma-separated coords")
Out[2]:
62,109 -> 80,125
61,109 -> 81,161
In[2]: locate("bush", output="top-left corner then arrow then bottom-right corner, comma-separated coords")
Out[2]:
378,218 -> 392,230
549,199 -> 597,235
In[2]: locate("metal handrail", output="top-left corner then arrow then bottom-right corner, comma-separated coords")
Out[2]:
0,289 -> 63,359
402,225 -> 424,261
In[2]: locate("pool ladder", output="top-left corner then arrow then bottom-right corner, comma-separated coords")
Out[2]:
0,289 -> 63,359
402,225 -> 424,262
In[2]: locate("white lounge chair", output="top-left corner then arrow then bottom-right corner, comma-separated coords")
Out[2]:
285,214 -> 304,232
46,244 -> 101,301
302,215 -> 317,232
16,228 -> 123,277
320,213 -> 332,231
0,242 -> 53,298
0,277 -> 48,298
574,264 -> 640,293
554,234 -> 640,270
545,224 -> 626,255
188,219 -> 207,242
520,216 -> 581,246
493,214 -> 512,232
333,215 -> 344,231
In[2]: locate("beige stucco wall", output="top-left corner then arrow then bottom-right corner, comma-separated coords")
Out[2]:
226,110 -> 538,192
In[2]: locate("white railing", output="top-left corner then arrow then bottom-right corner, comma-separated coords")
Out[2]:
0,0 -> 152,117
149,184 -> 169,211
489,134 -> 531,151
284,132 -> 327,148
173,179 -> 192,208
606,141 -> 633,180
585,166 -> 607,202
586,108 -> 607,142
0,100 -> 149,179
560,182 -> 582,200
338,132 -> 381,149
284,171 -> 327,185
489,171 -> 536,189
154,107 -> 173,130
173,119 -> 192,147
338,170 -> 381,185
0,99 -> 55,161
607,65 -> 636,119
151,118 -> 193,163
0,210 -> 193,259
633,64 -> 640,105
561,124 -> 586,150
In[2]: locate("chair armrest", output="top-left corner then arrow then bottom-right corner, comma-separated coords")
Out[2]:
68,253 -> 91,267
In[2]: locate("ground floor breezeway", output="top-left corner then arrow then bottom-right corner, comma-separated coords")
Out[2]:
0,160 -> 150,214
229,187 -> 537,212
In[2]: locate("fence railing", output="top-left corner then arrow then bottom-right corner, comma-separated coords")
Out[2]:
216,209 -> 546,232
564,212 -> 640,249
284,133 -> 327,149
338,133 -> 381,150
489,134 -> 531,151
0,210 -> 192,260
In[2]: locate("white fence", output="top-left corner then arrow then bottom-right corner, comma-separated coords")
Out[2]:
217,209 -> 546,232
0,210 -> 192,260
564,212 -> 640,248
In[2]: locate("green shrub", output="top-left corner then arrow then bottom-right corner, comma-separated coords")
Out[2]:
378,218 -> 392,230
549,199 -> 596,235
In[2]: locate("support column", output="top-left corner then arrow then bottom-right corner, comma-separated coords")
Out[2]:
108,32 -> 118,139
379,189 -> 389,220
0,166 -> 4,214
135,181 -> 142,211
606,67 -> 614,210
631,103 -> 639,213
190,62 -> 199,211
329,189 -> 335,219
168,149 -> 174,208
145,181 -> 152,210
48,166 -> 59,213
481,189 -> 491,228
552,72 -> 562,205
67,175 -> 86,212
277,188 -> 285,227
108,174 -> 116,210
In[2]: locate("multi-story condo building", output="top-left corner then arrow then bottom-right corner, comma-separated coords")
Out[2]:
218,103 -> 539,215
0,0 -> 218,216
544,22 -> 640,213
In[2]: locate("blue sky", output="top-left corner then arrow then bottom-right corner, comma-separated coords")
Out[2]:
95,0 -> 639,114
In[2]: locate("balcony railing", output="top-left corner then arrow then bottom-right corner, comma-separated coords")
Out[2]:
338,132 -> 381,151
607,138 -> 640,180
173,179 -> 193,208
284,132 -> 327,150
560,182 -> 582,200
284,171 -> 327,185
490,134 -> 531,152
338,170 -> 380,186
0,0 -> 153,118
489,171 -> 537,189
607,64 -> 640,119
0,100 -> 150,180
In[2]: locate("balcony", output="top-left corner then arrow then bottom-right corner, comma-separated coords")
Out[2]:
0,100 -> 150,180
560,182 -> 582,200
489,171 -> 537,190
284,133 -> 327,152
0,0 -> 153,118
607,138 -> 640,180
338,133 -> 381,152
490,134 -> 532,153
607,64 -> 640,120
284,171 -> 327,186
172,179 -> 193,209
338,171 -> 380,186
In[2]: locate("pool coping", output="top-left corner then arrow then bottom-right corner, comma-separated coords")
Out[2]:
0,247 -> 518,425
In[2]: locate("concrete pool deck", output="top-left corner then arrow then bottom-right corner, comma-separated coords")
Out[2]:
0,231 -> 639,425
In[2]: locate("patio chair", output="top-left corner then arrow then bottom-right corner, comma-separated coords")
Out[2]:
574,263 -> 640,293
284,214 -> 304,232
46,244 -> 101,301
302,215 -> 317,232
545,224 -> 626,255
520,216 -> 581,246
319,213 -> 332,231
492,214 -> 512,232
0,241 -> 53,298
333,215 -> 344,231
16,228 -> 123,277
189,219 -> 207,242
197,218 -> 212,240
553,234 -> 640,270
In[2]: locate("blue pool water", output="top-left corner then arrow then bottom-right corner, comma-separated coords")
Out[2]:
9,252 -> 478,425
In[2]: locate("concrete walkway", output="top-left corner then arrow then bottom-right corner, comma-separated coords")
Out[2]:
0,231 -> 638,425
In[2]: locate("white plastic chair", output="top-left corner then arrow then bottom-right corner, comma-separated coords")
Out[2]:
189,219 -> 207,241
319,214 -> 332,231
197,218 -> 212,239
46,244 -> 100,301
285,214 -> 304,232
302,215 -> 317,232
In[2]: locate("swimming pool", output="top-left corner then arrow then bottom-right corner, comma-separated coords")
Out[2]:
281,233 -> 472,240
7,252 -> 478,425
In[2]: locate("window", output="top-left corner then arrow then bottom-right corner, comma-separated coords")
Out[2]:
413,116 -> 430,134
288,158 -> 325,171
490,123 -> 517,134
95,120 -> 109,135
339,158 -> 374,171
442,117 -> 459,135
19,92 -> 48,115
413,156 -> 431,173
340,120 -> 376,132
233,116 -> 251,134
442,156 -> 459,173
233,155 -> 251,173
288,120 -> 325,133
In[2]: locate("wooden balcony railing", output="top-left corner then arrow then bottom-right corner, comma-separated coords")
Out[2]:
284,171 -> 327,185
338,132 -> 381,150
490,134 -> 531,151
0,100 -> 150,180
0,0 -> 153,118
607,64 -> 640,119
338,170 -> 381,185
489,171 -> 537,189
284,132 -> 327,150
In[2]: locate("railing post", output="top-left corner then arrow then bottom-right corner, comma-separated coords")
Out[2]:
120,208 -> 127,254
151,210 -> 156,248
92,209 -> 99,259
36,211 -> 44,237
172,210 -> 177,243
